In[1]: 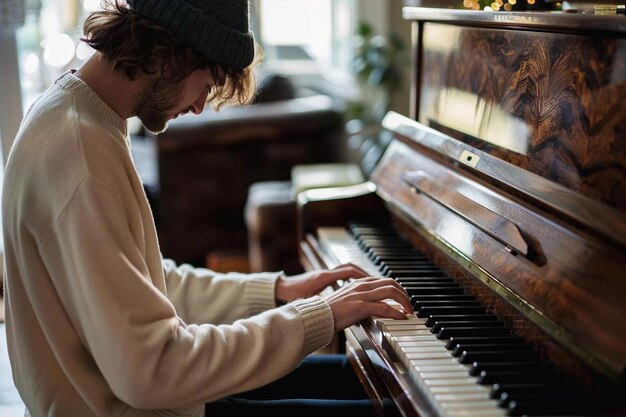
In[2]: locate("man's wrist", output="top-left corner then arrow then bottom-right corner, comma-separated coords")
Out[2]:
275,272 -> 289,305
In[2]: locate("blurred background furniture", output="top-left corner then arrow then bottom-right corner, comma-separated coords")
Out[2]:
245,163 -> 366,274
149,75 -> 346,268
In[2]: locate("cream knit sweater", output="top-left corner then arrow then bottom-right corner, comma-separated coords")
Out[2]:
2,72 -> 335,417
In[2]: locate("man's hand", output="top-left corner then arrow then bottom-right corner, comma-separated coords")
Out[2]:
275,264 -> 413,331
275,264 -> 368,304
323,277 -> 413,331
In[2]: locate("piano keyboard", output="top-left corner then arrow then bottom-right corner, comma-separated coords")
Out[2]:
318,224 -> 593,417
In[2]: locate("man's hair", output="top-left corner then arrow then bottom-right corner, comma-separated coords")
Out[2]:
81,0 -> 258,109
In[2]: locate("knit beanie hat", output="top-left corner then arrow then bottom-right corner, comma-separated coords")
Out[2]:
126,0 -> 255,69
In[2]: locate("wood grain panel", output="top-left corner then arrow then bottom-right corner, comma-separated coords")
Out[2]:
419,23 -> 626,213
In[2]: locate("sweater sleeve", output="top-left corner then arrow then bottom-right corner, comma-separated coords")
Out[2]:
163,259 -> 280,325
37,177 -> 334,409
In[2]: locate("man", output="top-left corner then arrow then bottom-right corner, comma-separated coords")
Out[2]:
2,1 -> 412,416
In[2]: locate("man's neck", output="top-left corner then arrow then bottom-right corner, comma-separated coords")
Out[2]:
74,53 -> 145,120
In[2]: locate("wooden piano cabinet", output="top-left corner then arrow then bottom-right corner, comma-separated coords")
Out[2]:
296,8 -> 626,417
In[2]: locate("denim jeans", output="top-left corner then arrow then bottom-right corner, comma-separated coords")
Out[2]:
205,354 -> 394,417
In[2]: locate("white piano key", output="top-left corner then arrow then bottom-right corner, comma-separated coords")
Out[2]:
394,335 -> 440,343
428,385 -> 491,394
388,330 -> 433,337
380,322 -> 428,331
419,371 -> 471,380
412,364 -> 469,373
405,358 -> 464,377
400,346 -> 447,354
434,392 -> 493,402
396,340 -> 446,347
410,358 -> 461,367
443,409 -> 506,417
383,327 -> 430,336
404,351 -> 452,361
378,316 -> 426,323
441,400 -> 500,410
424,377 -> 479,387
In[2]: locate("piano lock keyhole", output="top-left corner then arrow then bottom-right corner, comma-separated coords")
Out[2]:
459,150 -> 480,168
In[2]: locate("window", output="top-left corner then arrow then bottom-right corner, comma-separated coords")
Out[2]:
17,0 -> 98,112
255,0 -> 358,89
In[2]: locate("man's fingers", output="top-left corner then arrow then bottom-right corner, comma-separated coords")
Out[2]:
355,277 -> 406,294
331,263 -> 371,279
361,285 -> 413,314
366,301 -> 408,321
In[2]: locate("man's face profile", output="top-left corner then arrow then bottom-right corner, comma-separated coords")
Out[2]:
134,68 -> 215,134
134,77 -> 183,134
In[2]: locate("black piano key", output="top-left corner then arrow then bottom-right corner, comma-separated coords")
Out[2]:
410,289 -> 467,300
478,370 -> 563,384
414,301 -> 481,312
437,326 -> 509,339
369,249 -> 425,256
415,299 -> 476,309
353,227 -> 400,234
491,382 -> 580,400
419,306 -> 485,318
470,362 -> 555,377
350,230 -> 396,237
363,244 -> 414,252
372,255 -> 428,265
405,285 -> 459,292
403,282 -> 460,288
459,350 -> 540,364
396,277 -> 454,284
385,265 -> 442,271
380,261 -> 439,268
444,336 -> 523,349
382,265 -> 440,275
406,286 -> 462,297
357,234 -> 404,240
507,399 -> 594,416
414,295 -> 476,303
493,383 -> 554,399
499,391 -> 560,406
425,313 -> 493,327
364,245 -> 413,253
386,270 -> 445,278
430,320 -> 505,336
395,277 -> 450,286
410,292 -> 476,301
452,343 -> 531,357
349,223 -> 393,230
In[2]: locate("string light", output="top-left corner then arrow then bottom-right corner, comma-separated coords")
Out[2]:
463,0 -> 536,11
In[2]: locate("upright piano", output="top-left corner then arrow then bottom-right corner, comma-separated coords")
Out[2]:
297,7 -> 626,417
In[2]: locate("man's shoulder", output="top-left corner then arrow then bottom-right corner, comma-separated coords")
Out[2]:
7,83 -> 132,207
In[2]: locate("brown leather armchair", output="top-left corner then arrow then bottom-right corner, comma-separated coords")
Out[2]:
150,94 -> 345,266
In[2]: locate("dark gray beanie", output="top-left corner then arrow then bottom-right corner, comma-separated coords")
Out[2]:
126,0 -> 255,69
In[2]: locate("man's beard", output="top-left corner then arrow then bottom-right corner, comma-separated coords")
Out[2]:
134,77 -> 183,134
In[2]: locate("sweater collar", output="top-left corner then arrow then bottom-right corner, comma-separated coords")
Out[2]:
55,70 -> 129,138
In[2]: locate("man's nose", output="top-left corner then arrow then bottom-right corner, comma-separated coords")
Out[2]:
191,89 -> 210,114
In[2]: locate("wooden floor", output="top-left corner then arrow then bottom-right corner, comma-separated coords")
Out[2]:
0,324 -> 25,416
